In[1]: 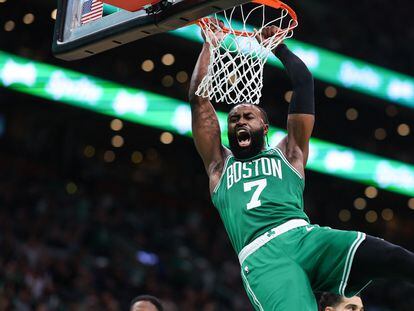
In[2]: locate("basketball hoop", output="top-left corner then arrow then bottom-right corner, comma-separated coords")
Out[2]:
195,0 -> 298,105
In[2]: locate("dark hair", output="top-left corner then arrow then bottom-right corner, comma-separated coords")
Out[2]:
319,292 -> 362,310
229,103 -> 269,125
256,105 -> 269,125
130,295 -> 163,311
319,292 -> 343,310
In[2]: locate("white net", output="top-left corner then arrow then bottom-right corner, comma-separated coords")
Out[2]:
195,2 -> 297,104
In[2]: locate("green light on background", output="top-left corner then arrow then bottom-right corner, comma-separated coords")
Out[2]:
172,25 -> 414,109
1,50 -> 414,197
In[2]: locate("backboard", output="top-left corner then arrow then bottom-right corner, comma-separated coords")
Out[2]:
52,0 -> 251,61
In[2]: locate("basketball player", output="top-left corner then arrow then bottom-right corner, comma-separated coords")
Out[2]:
130,295 -> 163,311
319,293 -> 364,311
188,22 -> 414,310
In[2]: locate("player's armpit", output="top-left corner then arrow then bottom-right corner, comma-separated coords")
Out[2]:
287,113 -> 314,166
207,146 -> 231,194
278,114 -> 314,171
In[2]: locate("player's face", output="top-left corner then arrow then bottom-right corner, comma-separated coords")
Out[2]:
326,296 -> 364,311
227,104 -> 268,159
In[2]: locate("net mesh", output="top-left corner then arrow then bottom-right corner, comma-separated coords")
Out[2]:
196,2 -> 297,104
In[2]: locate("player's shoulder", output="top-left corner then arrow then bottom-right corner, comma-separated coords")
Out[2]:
222,146 -> 232,159
215,147 -> 232,172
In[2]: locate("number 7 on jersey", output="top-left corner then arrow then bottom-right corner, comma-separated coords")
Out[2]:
243,178 -> 267,210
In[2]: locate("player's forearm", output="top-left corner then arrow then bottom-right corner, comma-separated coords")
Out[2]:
188,43 -> 211,103
273,44 -> 315,115
273,44 -> 313,88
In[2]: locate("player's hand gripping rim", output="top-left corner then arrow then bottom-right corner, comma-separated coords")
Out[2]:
200,18 -> 226,47
254,25 -> 286,49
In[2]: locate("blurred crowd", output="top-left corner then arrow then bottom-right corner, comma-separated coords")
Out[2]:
0,151 -> 252,310
295,0 -> 414,75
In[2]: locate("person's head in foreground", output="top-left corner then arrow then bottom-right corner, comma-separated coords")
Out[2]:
130,295 -> 163,311
319,292 -> 364,311
227,103 -> 269,159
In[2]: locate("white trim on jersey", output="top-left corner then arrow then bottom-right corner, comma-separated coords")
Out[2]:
273,147 -> 304,179
339,232 -> 367,296
238,219 -> 309,265
242,270 -> 264,311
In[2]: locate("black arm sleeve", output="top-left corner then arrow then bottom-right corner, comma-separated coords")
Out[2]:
273,44 -> 315,115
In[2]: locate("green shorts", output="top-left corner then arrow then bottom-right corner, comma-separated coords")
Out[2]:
239,220 -> 369,311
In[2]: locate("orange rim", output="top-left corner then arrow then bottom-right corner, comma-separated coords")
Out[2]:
196,0 -> 297,38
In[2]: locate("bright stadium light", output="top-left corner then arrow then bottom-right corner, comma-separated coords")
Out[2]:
1,50 -> 414,197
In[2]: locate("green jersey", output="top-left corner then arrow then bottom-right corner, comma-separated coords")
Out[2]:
212,148 -> 309,254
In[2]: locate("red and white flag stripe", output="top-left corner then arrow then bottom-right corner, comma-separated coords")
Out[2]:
81,0 -> 104,25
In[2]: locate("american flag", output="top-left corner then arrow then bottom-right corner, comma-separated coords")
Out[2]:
81,0 -> 103,25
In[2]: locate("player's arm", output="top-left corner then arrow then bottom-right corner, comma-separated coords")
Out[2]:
274,43 -> 315,172
257,27 -> 315,176
189,24 -> 230,193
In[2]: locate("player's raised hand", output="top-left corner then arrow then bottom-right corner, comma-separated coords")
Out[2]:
255,25 -> 284,47
200,18 -> 226,47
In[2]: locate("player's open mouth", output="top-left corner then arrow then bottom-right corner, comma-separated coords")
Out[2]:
237,129 -> 251,147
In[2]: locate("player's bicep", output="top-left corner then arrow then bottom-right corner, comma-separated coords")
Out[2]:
191,98 -> 226,173
286,114 -> 314,166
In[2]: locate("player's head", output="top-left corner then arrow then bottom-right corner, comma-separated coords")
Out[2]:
130,295 -> 163,311
319,293 -> 364,311
227,103 -> 269,159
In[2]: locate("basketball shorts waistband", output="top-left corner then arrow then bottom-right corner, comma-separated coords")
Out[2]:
238,219 -> 309,265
